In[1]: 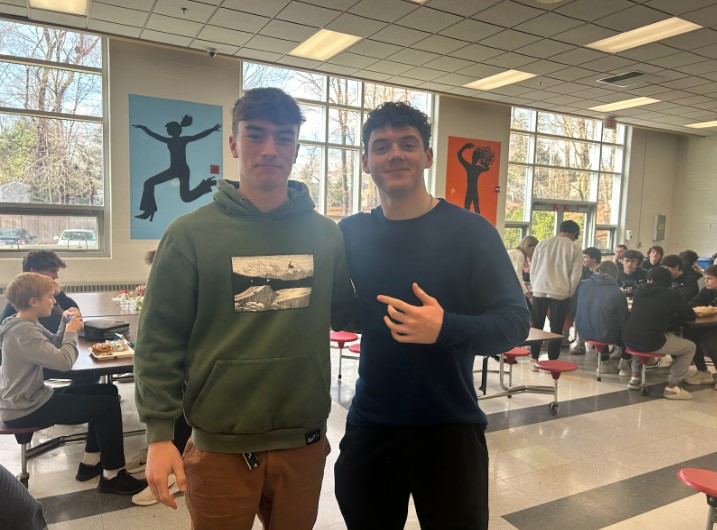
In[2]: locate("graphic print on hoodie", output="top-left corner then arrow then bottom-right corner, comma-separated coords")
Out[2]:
232,254 -> 314,312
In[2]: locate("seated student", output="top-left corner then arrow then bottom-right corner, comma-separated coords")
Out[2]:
574,261 -> 630,374
680,249 -> 704,281
662,254 -> 700,301
683,264 -> 717,388
616,249 -> 647,297
613,244 -> 627,271
569,247 -> 602,355
0,250 -> 97,385
622,267 -> 696,400
0,273 -> 147,495
642,245 -> 664,271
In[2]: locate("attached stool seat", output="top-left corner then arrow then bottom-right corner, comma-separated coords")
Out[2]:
584,340 -> 616,382
330,331 -> 359,380
502,347 -> 530,391
0,420 -> 50,488
678,468 -> 717,528
624,349 -> 665,396
534,360 -> 577,416
348,343 -> 361,354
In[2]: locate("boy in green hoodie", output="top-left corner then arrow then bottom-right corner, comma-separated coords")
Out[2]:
134,88 -> 357,529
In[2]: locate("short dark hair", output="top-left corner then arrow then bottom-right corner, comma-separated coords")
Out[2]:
647,266 -> 672,286
661,254 -> 682,269
595,261 -> 618,279
647,245 -> 664,257
679,250 -> 699,267
622,249 -> 643,263
362,102 -> 431,155
22,250 -> 66,273
704,264 -> 717,277
616,244 -> 628,251
583,247 -> 602,263
231,88 -> 305,136
559,220 -> 579,237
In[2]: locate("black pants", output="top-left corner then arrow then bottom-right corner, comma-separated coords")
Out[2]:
5,384 -> 126,470
684,328 -> 717,371
531,297 -> 570,360
335,423 -> 489,530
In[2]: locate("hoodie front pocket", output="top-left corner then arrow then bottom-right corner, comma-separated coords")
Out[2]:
189,354 -> 330,435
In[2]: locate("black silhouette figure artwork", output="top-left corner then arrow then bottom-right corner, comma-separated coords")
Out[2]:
133,115 -> 221,221
457,142 -> 496,214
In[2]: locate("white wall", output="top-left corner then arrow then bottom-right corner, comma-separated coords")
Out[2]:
433,95 -> 511,230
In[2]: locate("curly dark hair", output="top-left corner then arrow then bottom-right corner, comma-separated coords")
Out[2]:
362,102 -> 431,154
232,88 -> 305,136
22,250 -> 66,273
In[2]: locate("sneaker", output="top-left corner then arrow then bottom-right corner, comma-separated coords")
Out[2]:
529,359 -> 539,372
125,447 -> 148,474
647,358 -> 660,367
663,386 -> 693,400
596,360 -> 618,375
75,462 -> 102,482
684,370 -> 714,386
98,470 -> 148,495
570,346 -> 586,355
132,474 -> 180,506
618,358 -> 631,376
627,378 -> 641,390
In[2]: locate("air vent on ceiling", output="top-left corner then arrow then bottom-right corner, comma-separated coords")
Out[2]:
597,71 -> 648,88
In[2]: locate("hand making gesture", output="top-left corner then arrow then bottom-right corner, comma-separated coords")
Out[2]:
377,282 -> 444,344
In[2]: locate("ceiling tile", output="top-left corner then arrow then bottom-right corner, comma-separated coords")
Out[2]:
594,5 -> 669,33
367,60 -> 414,75
423,56 -> 474,73
140,29 -> 192,47
276,2 -> 340,27
388,48 -> 442,66
523,60 -> 568,75
221,0 -> 290,17
154,0 -> 215,22
0,4 -> 25,17
474,1 -> 545,28
354,70 -> 392,82
236,48 -> 283,62
648,51 -> 706,69
197,26 -> 253,46
549,66 -> 601,82
28,11 -> 85,29
146,14 -> 203,37
439,19 -> 503,42
515,39 -> 576,59
580,55 -> 637,73
348,39 -> 402,58
395,7 -> 463,33
449,43 -> 503,61
327,52 -> 377,69
662,77 -> 713,89
517,76 -> 563,90
480,29 -> 542,51
209,8 -> 270,33
618,43 -> 680,61
88,20 -> 142,38
371,25 -> 430,46
555,0 -> 635,22
693,43 -> 717,60
680,4 -> 717,27
326,14 -> 387,38
412,34 -> 468,54
551,47 -> 606,66
513,12 -> 584,38
482,52 -> 534,68
315,64 -> 358,76
299,0 -> 354,9
259,20 -> 318,41
278,55 -> 322,69
426,0 -> 500,17
662,28 -> 717,51
417,81 -> 457,92
244,35 -> 298,54
402,66 -> 447,81
436,72 -> 482,86
456,62 -> 504,78
90,3 -> 149,26
552,23 -> 617,46
190,39 -> 240,56
94,0 -> 154,9
672,94 -> 713,105
348,0 -> 416,22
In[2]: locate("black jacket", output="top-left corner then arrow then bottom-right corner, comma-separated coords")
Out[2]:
689,288 -> 717,308
575,274 -> 628,344
623,283 -> 696,352
671,272 -> 699,301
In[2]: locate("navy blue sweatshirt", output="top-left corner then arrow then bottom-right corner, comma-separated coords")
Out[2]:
339,200 -> 530,428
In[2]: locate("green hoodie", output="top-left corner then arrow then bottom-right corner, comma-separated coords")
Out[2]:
134,179 -> 357,453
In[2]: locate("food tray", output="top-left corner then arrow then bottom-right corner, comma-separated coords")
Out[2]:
90,345 -> 134,360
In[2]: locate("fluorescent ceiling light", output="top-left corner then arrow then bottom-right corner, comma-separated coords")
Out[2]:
685,120 -> 717,129
589,97 -> 660,113
463,70 -> 536,91
587,17 -> 701,53
29,0 -> 87,16
290,29 -> 361,61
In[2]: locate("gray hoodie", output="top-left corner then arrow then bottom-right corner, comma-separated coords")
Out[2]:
0,316 -> 78,421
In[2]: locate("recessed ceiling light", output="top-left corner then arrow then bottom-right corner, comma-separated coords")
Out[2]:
589,97 -> 660,113
586,17 -> 701,53
685,120 -> 717,129
290,29 -> 362,61
29,0 -> 87,16
463,70 -> 536,91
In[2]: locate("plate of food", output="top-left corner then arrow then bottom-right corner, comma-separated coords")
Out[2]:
693,306 -> 717,318
90,340 -> 134,360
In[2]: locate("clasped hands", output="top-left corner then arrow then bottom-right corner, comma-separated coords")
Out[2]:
377,282 -> 444,344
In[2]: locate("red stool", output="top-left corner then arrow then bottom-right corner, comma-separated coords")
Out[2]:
0,421 -> 50,488
625,349 -> 665,396
534,360 -> 577,416
330,331 -> 359,379
348,343 -> 361,355
584,340 -> 616,382
678,468 -> 717,528
502,347 -> 530,390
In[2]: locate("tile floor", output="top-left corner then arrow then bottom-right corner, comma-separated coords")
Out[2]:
1,345 -> 716,529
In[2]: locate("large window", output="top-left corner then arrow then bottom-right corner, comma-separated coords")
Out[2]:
506,108 -> 626,250
242,63 -> 432,220
0,20 -> 105,253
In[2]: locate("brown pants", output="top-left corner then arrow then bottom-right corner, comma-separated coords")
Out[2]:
183,438 -> 330,530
